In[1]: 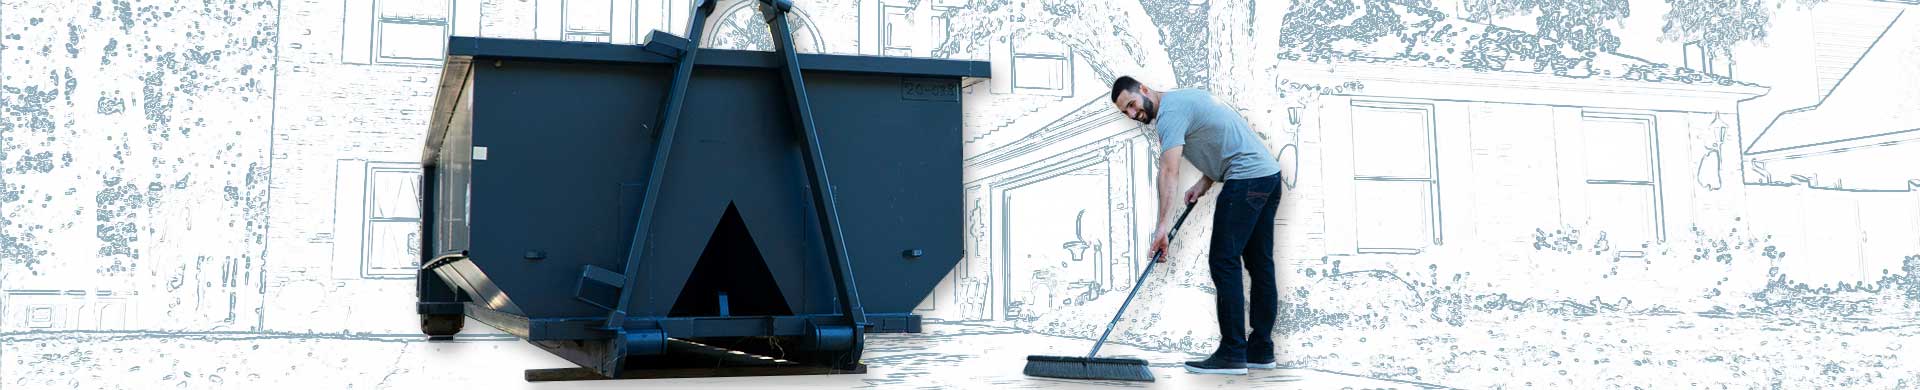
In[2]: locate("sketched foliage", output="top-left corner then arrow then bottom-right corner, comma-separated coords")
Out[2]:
1464,0 -> 1631,53
933,0 -> 1159,81
1136,0 -> 1211,87
1660,0 -> 1827,54
1458,24 -> 1596,76
1905,255 -> 1920,303
1274,0 -> 1443,63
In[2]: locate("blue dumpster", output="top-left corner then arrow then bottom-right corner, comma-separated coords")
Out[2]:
412,0 -> 989,380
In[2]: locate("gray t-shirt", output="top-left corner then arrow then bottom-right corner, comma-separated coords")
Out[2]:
1154,89 -> 1281,181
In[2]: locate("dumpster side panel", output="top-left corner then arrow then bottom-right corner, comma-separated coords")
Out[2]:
806,73 -> 966,315
466,60 -> 672,318
641,66 -> 830,318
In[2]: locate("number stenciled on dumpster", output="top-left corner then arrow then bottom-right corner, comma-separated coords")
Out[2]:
901,77 -> 959,102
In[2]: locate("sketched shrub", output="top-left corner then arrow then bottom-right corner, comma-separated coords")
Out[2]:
1299,268 -> 1427,330
1276,294 -> 1350,334
1511,222 -> 1812,315
1745,252 -> 1920,321
1904,255 -> 1920,303
1532,227 -> 1583,253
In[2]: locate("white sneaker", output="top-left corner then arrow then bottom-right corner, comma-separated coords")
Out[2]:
1184,360 -> 1249,375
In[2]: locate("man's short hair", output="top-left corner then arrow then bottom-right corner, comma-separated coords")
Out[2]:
1110,76 -> 1142,103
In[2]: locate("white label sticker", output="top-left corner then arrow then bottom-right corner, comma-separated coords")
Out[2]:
473,146 -> 489,160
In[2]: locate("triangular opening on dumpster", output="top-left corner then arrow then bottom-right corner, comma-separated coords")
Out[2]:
670,202 -> 794,317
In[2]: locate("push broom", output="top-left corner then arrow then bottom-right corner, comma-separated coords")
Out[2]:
1023,200 -> 1197,382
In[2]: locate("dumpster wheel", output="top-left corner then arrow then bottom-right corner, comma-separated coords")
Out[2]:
421,314 -> 465,336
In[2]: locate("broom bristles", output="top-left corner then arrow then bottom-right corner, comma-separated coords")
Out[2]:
1023,355 -> 1154,382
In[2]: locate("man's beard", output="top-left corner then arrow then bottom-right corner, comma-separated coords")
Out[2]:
1137,97 -> 1157,124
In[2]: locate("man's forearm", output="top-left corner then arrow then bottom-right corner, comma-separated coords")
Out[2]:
1157,167 -> 1181,229
1155,146 -> 1185,231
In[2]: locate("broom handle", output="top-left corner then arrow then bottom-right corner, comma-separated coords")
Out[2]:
1087,200 -> 1196,359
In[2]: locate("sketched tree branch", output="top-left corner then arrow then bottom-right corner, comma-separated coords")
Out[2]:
1136,0 -> 1213,88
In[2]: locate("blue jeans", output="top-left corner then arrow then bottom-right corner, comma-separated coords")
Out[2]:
1207,172 -> 1281,363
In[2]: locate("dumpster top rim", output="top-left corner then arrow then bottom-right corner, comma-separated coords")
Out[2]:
444,36 -> 992,79
422,36 -> 990,165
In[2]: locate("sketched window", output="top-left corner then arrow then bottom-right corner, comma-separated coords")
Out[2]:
1582,113 -> 1663,255
1349,102 -> 1441,254
343,0 -> 453,66
332,160 -> 424,279
564,0 -> 614,43
1010,34 -> 1072,95
27,305 -> 54,328
636,0 -> 671,39
378,1 -> 449,63
881,5 -> 913,56
364,164 -> 425,276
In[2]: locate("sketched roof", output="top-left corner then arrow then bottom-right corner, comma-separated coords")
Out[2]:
961,85 -> 1072,147
1747,10 -> 1918,155
1272,0 -> 1761,88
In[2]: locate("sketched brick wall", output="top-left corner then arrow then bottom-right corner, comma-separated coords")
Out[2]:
0,0 -> 276,332
257,0 -> 452,333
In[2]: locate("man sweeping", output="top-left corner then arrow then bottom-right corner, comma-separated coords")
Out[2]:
1111,76 -> 1283,375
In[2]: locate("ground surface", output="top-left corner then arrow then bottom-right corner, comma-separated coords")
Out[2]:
0,321 -> 1444,389
14,310 -> 1915,389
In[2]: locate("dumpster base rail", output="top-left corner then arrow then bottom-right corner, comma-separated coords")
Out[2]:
457,302 -> 907,381
522,337 -> 868,382
461,302 -> 923,341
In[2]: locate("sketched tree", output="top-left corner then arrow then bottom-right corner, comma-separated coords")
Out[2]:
932,0 -> 1176,83
1659,0 -> 1825,55
1467,0 -> 1824,56
1463,0 -> 1634,54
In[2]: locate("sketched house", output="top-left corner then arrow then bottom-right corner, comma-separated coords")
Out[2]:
1723,2 -> 1920,285
1581,0 -> 1920,287
915,0 -> 1920,329
949,42 -> 1149,323
947,1 -> 1777,322
885,0 -> 1778,323
1741,3 -> 1919,190
919,0 -> 1895,325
